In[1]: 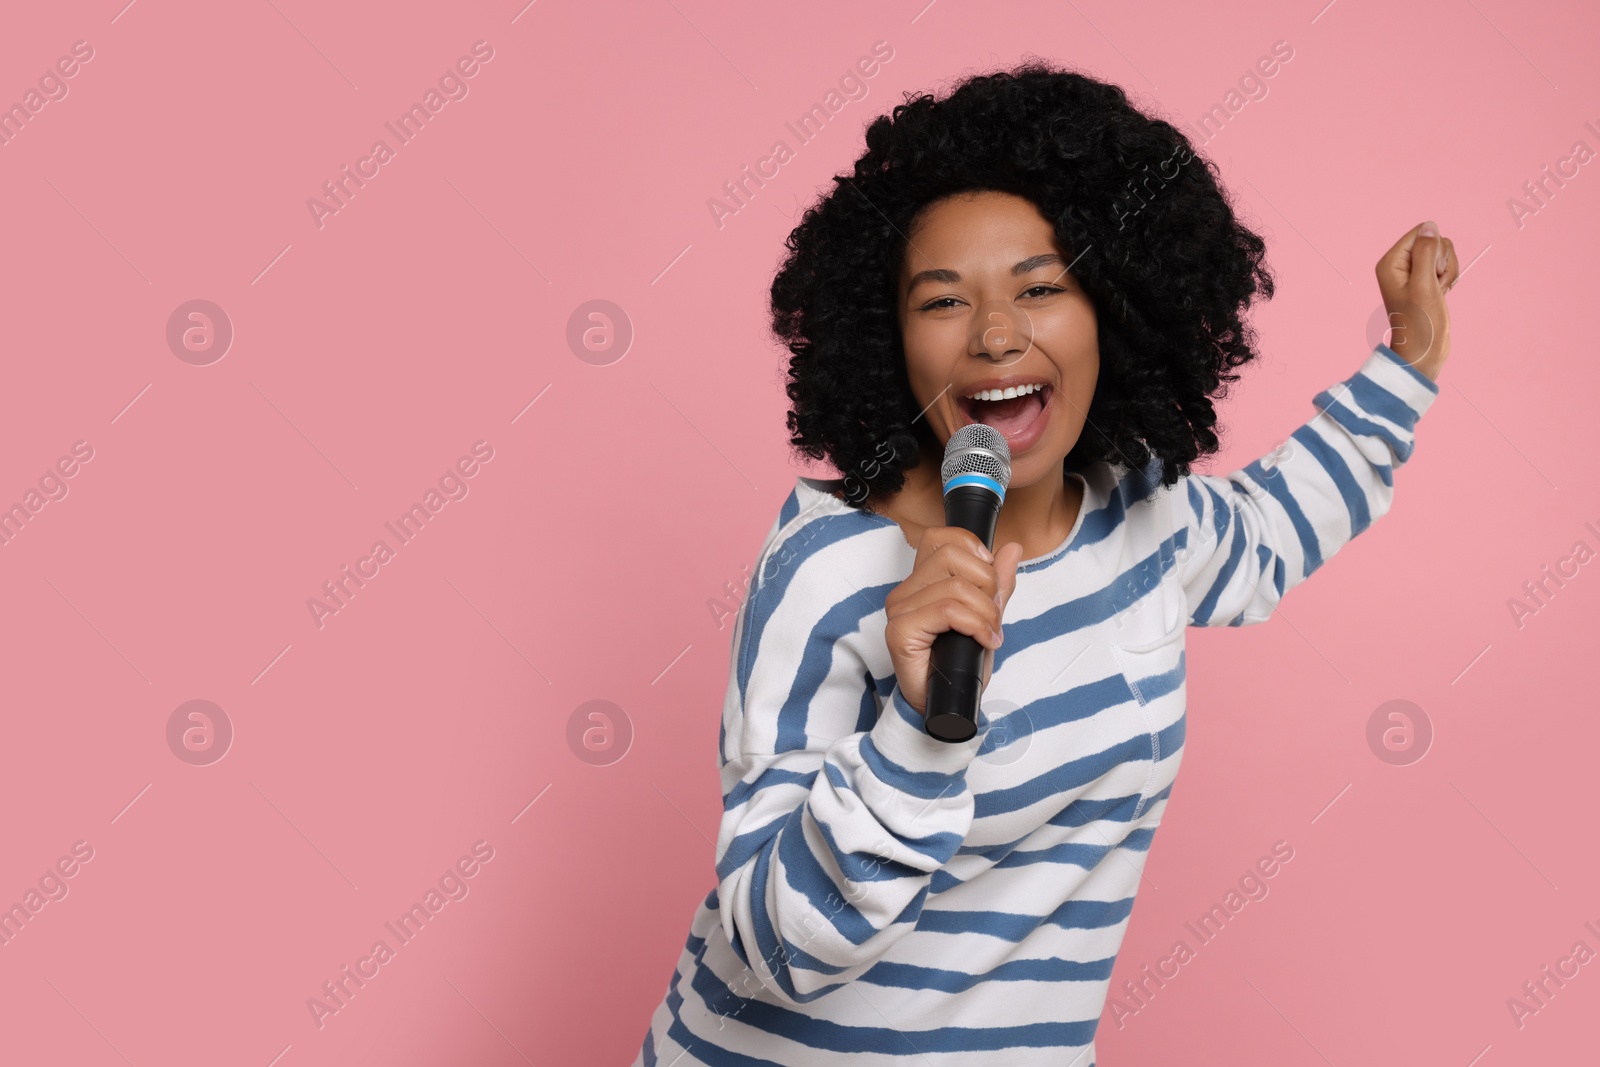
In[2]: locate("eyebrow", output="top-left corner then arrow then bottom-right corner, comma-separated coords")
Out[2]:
905,253 -> 1067,293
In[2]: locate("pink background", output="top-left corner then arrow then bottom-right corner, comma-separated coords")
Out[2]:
0,0 -> 1595,1063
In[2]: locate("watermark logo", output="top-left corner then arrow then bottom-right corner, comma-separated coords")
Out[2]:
1364,297 -> 1439,368
567,699 -> 633,766
976,698 -> 1032,767
167,700 -> 234,766
566,299 -> 633,366
1365,699 -> 1432,766
166,300 -> 233,366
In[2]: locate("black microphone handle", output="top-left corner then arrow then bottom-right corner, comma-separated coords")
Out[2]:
922,483 -> 1002,742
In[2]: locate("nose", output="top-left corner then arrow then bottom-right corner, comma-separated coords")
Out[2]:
969,296 -> 1033,366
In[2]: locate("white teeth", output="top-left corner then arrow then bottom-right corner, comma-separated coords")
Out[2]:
965,383 -> 1044,402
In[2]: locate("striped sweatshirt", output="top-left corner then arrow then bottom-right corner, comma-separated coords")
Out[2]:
633,343 -> 1440,1066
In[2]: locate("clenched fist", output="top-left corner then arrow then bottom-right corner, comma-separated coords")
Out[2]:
1376,220 -> 1457,383
884,528 -> 1025,716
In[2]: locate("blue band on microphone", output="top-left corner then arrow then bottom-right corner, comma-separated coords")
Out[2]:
943,472 -> 1005,503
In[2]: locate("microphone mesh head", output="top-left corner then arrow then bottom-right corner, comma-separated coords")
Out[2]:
941,423 -> 1012,490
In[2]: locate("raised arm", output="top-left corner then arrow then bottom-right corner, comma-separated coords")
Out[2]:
1175,217 -> 1457,626
713,514 -> 989,1009
1175,341 -> 1441,626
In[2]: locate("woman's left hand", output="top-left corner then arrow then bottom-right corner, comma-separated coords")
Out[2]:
1375,220 -> 1456,382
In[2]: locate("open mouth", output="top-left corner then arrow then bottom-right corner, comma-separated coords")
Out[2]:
957,384 -> 1052,440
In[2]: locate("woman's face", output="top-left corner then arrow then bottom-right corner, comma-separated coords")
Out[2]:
896,190 -> 1099,491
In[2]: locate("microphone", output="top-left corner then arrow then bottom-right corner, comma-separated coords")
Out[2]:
922,423 -> 1011,743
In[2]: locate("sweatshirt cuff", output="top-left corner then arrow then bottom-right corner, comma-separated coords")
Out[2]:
1371,342 -> 1442,411
860,683 -> 989,787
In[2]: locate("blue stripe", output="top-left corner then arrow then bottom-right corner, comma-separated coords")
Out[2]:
723,672 -> 887,818
736,515 -> 881,698
1290,423 -> 1372,536
685,955 -> 1099,1053
1314,388 -> 1410,468
724,768 -> 815,813
1375,342 -> 1440,393
972,673 -> 1129,766
1345,369 -> 1425,431
1019,468 -> 1136,574
998,541 -> 1180,673
737,822 -> 896,1003
1241,458 -> 1321,575
915,894 -> 1135,937
809,782 -> 937,882
995,839 -> 1115,870
1261,544 -> 1284,599
775,812 -> 925,948
859,952 -> 1116,993
667,1015 -> 788,1067
818,767 -> 962,868
960,792 -> 1145,862
774,584 -> 897,752
974,720 -> 1161,819
1122,649 -> 1186,707
856,732 -> 967,799
1186,480 -> 1244,624
1154,717 -> 1185,767
778,487 -> 800,531
717,823 -> 774,884
718,808 -> 953,990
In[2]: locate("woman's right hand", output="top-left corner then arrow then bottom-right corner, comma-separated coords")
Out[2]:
1375,219 -> 1456,383
884,529 -> 1024,716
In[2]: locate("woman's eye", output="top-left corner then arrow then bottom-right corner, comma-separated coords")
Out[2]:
919,286 -> 1061,311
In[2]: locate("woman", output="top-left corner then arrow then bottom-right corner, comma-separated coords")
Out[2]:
634,59 -> 1453,1065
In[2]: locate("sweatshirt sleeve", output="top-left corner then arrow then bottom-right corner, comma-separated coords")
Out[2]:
712,512 -> 991,1006
1176,342 -> 1442,627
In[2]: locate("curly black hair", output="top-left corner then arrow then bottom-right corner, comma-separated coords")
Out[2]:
769,57 -> 1275,506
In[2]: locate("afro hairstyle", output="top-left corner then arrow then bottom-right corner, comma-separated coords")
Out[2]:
768,57 -> 1276,508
